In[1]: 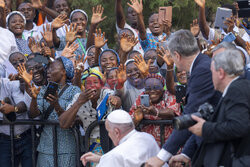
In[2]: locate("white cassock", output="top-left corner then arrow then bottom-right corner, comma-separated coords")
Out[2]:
97,129 -> 168,167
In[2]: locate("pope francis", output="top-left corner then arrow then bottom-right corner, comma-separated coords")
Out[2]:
81,109 -> 165,167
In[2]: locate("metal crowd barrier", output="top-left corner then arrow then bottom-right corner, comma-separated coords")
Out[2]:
0,119 -> 83,167
0,119 -> 173,167
84,119 -> 173,167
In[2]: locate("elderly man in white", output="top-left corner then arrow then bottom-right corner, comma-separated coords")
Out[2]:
81,109 -> 167,167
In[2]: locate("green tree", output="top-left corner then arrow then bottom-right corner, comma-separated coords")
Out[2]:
15,0 -> 234,48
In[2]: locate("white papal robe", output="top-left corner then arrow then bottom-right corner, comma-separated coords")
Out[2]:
97,129 -> 168,167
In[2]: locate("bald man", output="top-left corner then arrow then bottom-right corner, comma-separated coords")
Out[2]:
81,109 -> 166,167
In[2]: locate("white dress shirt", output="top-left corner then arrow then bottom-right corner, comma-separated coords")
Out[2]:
0,78 -> 31,135
97,130 -> 167,167
0,27 -> 18,64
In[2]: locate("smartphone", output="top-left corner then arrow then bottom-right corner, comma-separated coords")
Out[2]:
223,32 -> 236,43
159,6 -> 172,24
140,94 -> 150,107
175,85 -> 187,103
214,7 -> 232,29
44,81 -> 58,99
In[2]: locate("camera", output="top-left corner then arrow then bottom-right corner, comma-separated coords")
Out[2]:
1,97 -> 16,122
173,103 -> 214,130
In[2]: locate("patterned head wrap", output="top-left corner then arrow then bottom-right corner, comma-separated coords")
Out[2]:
145,73 -> 165,87
6,11 -> 26,29
58,57 -> 74,83
81,66 -> 103,86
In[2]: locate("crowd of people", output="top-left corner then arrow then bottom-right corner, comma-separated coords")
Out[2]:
0,0 -> 250,166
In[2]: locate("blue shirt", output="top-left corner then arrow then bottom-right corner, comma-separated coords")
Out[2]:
57,36 -> 87,58
37,84 -> 81,154
140,32 -> 167,51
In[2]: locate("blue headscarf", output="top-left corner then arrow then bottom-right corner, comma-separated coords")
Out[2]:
58,57 -> 74,83
98,49 -> 120,73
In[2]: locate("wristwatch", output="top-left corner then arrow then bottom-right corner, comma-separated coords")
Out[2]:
14,106 -> 19,113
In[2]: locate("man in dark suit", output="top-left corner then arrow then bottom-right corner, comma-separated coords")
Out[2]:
186,49 -> 250,167
145,29 -> 221,166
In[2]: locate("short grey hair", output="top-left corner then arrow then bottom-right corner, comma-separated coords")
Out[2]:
212,49 -> 244,77
212,42 -> 236,53
167,29 -> 200,57
108,121 -> 135,134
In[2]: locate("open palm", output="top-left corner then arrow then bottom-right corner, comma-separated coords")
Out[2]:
120,33 -> 138,53
194,0 -> 205,8
127,0 -> 143,14
134,54 -> 150,77
17,64 -> 33,84
91,5 -> 107,25
94,28 -> 108,48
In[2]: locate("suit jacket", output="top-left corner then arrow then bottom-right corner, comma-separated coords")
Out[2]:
163,53 -> 221,154
192,78 -> 250,167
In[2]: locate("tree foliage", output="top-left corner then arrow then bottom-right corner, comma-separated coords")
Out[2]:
16,0 -> 234,48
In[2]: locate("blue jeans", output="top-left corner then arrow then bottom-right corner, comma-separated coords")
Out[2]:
0,133 -> 33,167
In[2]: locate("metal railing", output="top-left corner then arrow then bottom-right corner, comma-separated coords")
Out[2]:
0,119 -> 82,167
84,119 -> 173,166
1,119 -> 173,167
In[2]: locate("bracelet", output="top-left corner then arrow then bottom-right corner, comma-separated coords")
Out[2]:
167,68 -> 174,72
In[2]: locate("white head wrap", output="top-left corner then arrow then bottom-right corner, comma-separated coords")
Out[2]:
6,11 -> 26,29
236,45 -> 249,65
107,110 -> 133,124
125,59 -> 135,67
69,9 -> 88,22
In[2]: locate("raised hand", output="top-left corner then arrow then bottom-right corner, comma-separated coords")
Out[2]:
157,46 -> 174,68
29,83 -> 41,99
162,19 -> 172,35
127,0 -> 143,14
94,28 -> 108,49
31,0 -> 43,9
28,37 -> 42,53
8,74 -> 20,81
246,42 -> 250,55
134,54 -> 151,77
75,55 -> 87,74
65,23 -> 81,44
91,5 -> 107,25
117,64 -> 127,85
0,0 -> 5,8
41,42 -> 53,58
194,0 -> 205,8
52,14 -> 68,29
78,89 -> 96,104
61,42 -> 79,58
108,96 -> 121,108
120,33 -> 138,53
41,24 -> 53,45
190,19 -> 200,37
224,17 -> 235,33
134,106 -> 144,122
17,63 -> 33,84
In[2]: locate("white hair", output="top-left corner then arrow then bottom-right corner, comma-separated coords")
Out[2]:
212,49 -> 244,77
